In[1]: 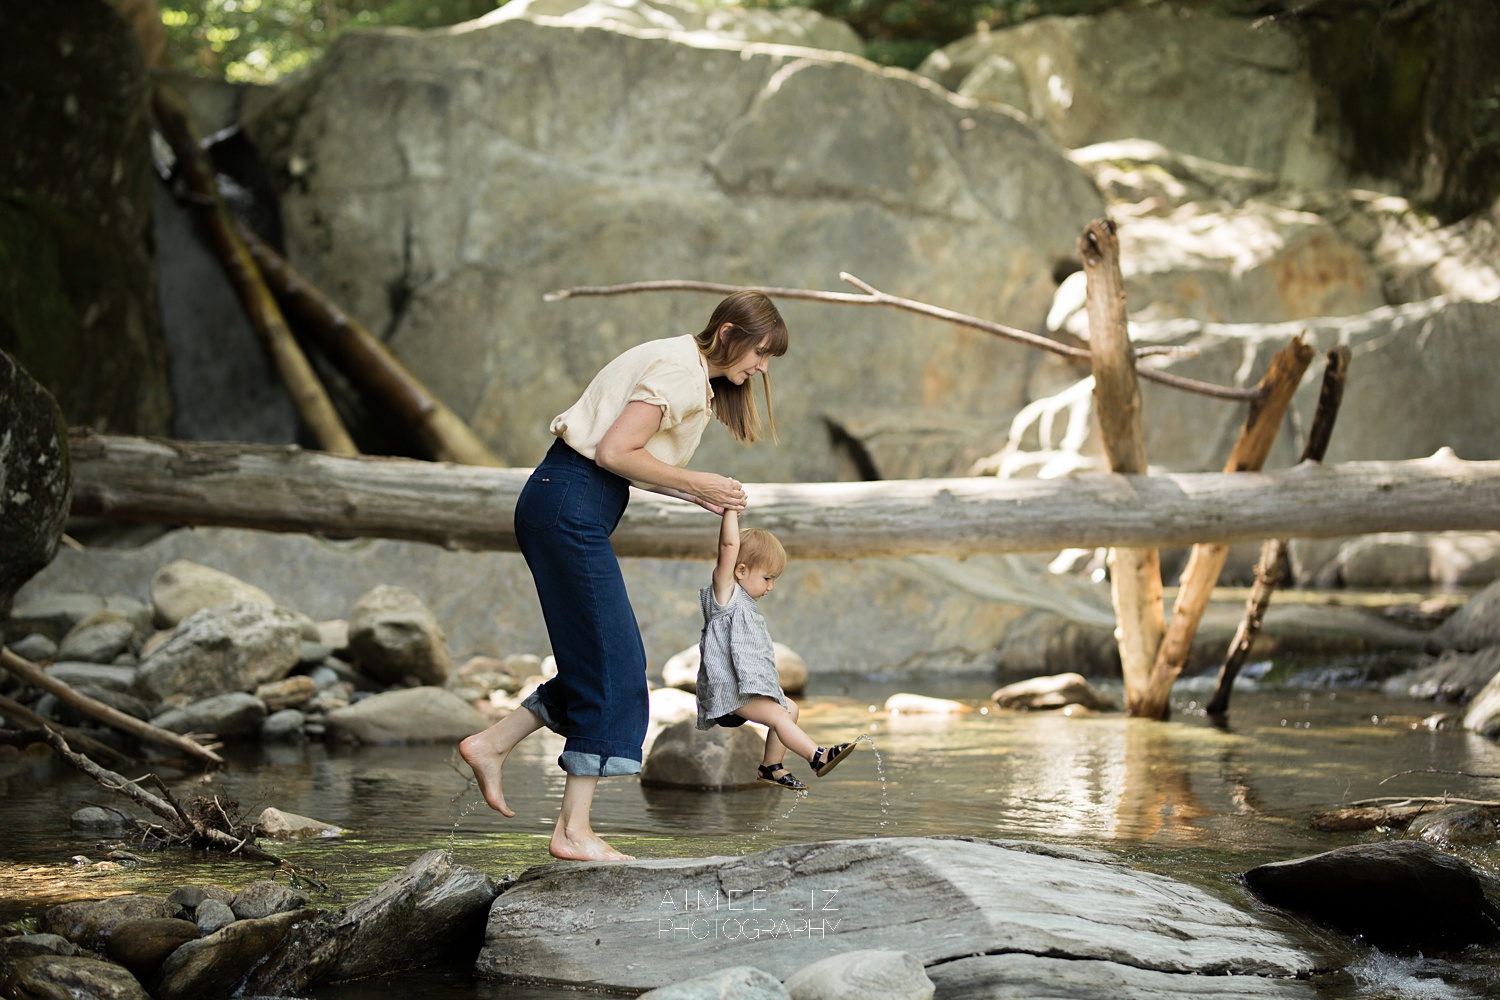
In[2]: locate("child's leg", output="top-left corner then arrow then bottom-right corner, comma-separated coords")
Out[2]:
734,696 -> 816,765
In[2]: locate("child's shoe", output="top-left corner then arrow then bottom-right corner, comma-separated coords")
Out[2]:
809,742 -> 857,777
757,763 -> 807,791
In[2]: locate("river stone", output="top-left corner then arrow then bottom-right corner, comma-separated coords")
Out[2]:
58,609 -> 143,664
154,909 -> 309,1000
6,593 -> 105,643
57,684 -> 152,726
8,632 -> 57,661
256,806 -> 343,839
254,674 -> 317,711
1431,532 -> 1500,588
1244,840 -> 1500,950
324,686 -> 488,744
40,894 -> 175,950
46,661 -> 138,693
784,949 -> 933,1000
0,955 -> 151,1000
1432,578 -> 1500,653
261,708 -> 307,741
1385,647 -> 1500,703
1407,806 -> 1499,848
0,351 -> 71,623
193,899 -> 236,935
927,952 -> 1317,998
231,880 -> 309,920
663,645 -> 700,692
478,837 -> 1315,992
1327,533 -> 1436,589
773,644 -> 808,698
0,933 -> 79,961
150,560 -> 275,628
992,672 -> 1117,712
151,691 -> 267,741
485,0 -> 862,54
640,966 -> 791,1000
105,917 -> 201,980
70,806 -> 132,835
1462,658 -> 1500,739
167,884 -> 234,916
346,585 -> 452,686
132,601 -> 303,703
649,686 -> 700,729
642,718 -> 766,790
883,693 -> 970,715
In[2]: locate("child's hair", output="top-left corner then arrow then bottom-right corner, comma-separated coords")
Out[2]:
738,528 -> 787,577
694,291 -> 789,444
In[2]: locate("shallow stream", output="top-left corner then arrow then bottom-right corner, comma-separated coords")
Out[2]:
4,675 -> 1500,998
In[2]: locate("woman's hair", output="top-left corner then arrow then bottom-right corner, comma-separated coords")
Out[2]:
738,527 -> 787,576
693,291 -> 789,444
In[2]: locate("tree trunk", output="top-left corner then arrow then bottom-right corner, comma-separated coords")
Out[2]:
1079,218 -> 1164,714
67,432 -> 1500,560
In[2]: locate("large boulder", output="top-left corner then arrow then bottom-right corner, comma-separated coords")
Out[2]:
0,352 -> 71,621
155,909 -> 309,1000
483,0 -> 862,54
131,601 -> 304,703
347,584 -> 452,686
245,16 -> 1105,483
918,7 -> 1342,188
324,686 -> 489,744
477,837 -> 1316,993
150,560 -> 276,629
0,955 -> 151,1000
641,717 -> 766,790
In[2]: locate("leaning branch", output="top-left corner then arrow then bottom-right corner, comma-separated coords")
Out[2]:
547,274 -> 1257,402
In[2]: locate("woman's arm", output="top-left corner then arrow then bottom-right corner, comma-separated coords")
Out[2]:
712,508 -> 740,606
595,401 -> 747,511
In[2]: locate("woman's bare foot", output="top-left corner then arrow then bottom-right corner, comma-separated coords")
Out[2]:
459,709 -> 543,817
549,826 -> 633,862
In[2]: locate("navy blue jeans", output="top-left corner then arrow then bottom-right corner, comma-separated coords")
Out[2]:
515,439 -> 648,777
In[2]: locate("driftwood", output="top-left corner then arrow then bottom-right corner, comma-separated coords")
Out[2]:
1207,346 -> 1351,715
550,274 -> 1256,401
0,692 -> 135,770
67,431 -> 1500,559
151,84 -> 357,456
1079,219 -> 1165,712
23,727 -> 280,863
236,222 -> 503,467
1133,334 -> 1316,719
1311,797 -> 1500,833
1,648 -> 225,768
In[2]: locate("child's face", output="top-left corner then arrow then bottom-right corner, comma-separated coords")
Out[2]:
734,560 -> 779,599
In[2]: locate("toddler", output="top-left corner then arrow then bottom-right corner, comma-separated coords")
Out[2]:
695,508 -> 856,790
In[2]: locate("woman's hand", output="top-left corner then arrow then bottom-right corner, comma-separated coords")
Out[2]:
691,473 -> 747,513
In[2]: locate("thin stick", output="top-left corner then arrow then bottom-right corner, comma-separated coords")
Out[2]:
1,648 -> 225,768
1380,768 -> 1500,784
547,275 -> 1256,402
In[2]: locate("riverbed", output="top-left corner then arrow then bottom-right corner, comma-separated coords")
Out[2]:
4,675 -> 1499,998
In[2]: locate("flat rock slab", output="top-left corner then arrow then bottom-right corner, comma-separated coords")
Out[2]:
929,953 -> 1317,998
477,837 -> 1318,993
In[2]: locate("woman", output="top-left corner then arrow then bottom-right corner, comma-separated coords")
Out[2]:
460,290 -> 789,861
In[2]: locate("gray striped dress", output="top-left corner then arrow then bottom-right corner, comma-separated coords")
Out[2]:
695,583 -> 791,729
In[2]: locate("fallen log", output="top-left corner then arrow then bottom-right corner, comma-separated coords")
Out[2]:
67,431 -> 1500,560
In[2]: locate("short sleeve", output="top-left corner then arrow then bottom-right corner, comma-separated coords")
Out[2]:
630,362 -> 705,431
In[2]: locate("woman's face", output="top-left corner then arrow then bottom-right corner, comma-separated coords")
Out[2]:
723,335 -> 773,385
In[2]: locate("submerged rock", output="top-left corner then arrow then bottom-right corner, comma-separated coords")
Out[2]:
1244,841 -> 1500,950
992,672 -> 1116,712
641,718 -> 766,790
1407,806 -> 1499,849
477,837 -> 1316,993
256,806 -> 343,840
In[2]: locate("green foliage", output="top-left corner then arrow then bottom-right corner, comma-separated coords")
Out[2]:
159,0 -> 503,82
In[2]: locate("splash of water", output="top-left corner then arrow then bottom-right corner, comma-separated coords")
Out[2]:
855,733 -> 892,830
446,781 -> 482,861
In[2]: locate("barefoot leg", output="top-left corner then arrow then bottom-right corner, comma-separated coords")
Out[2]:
549,774 -> 634,861
459,707 -> 545,817
734,696 -> 817,763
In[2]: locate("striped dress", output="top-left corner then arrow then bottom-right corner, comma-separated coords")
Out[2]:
695,583 -> 791,729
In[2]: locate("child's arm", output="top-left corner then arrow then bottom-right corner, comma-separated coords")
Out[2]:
712,508 -> 740,607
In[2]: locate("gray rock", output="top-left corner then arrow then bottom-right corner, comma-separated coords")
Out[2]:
45,661 -> 139,692
167,883 -> 235,917
71,806 -> 132,835
784,950 -> 932,1000
40,894 -> 176,951
642,718 -> 766,790
641,966 -> 791,1000
261,708 -> 307,741
151,692 -> 268,740
1463,657 -> 1500,738
193,898 -> 237,935
255,806 -> 342,839
1244,841 -> 1500,950
156,909 -> 308,1000
150,559 -> 275,628
488,0 -> 862,53
347,585 -> 452,686
928,953 -> 1316,998
0,351 -> 71,624
1385,647 -> 1500,703
1330,533 -> 1435,589
231,880 -> 309,920
132,600 -> 303,703
0,955 -> 151,1000
1407,806 -> 1499,848
1432,578 -> 1500,653
0,933 -> 80,961
105,917 -> 202,980
477,837 -> 1315,992
1431,532 -> 1500,588
57,685 -> 152,726
7,593 -> 106,643
7,632 -> 57,661
992,672 -> 1116,712
324,686 -> 488,745
298,640 -> 332,664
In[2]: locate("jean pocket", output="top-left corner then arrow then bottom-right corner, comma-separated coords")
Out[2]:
516,475 -> 573,532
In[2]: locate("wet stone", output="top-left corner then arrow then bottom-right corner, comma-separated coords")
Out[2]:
194,898 -> 236,934
105,917 -> 201,980
0,933 -> 80,961
231,880 -> 308,920
70,806 -> 132,835
40,895 -> 175,950
1408,806 -> 1500,848
0,954 -> 151,1000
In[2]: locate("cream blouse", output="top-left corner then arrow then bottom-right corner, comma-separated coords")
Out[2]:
550,334 -> 714,469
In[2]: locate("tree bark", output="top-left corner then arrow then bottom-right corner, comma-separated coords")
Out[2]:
1134,334 -> 1316,719
236,222 -> 503,467
1079,218 -> 1165,714
1207,346 -> 1351,716
151,83 -> 357,456
67,435 -> 1500,559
